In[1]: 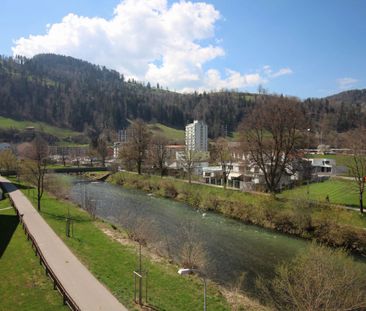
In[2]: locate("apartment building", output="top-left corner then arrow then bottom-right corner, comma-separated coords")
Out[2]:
185,120 -> 208,152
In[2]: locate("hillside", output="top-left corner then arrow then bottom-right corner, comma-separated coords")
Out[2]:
0,116 -> 81,139
1,54 -> 365,139
148,123 -> 185,142
0,54 -> 255,138
325,89 -> 366,105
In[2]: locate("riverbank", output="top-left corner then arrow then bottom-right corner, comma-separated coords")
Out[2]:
108,172 -> 366,256
10,178 -> 267,311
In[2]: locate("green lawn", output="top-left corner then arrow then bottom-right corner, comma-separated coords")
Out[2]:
0,198 -> 66,311
0,116 -> 81,139
280,178 -> 359,207
16,186 -> 232,311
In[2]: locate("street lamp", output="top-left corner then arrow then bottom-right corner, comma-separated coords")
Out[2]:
178,268 -> 207,311
307,128 -> 311,200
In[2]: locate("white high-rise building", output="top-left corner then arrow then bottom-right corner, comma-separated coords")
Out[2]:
185,120 -> 208,152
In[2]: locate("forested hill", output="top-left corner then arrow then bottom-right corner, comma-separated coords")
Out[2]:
0,54 -> 365,138
0,54 -> 255,137
325,89 -> 366,105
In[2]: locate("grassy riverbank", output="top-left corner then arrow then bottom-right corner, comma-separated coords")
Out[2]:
109,172 -> 366,255
9,180 -> 266,311
0,198 -> 66,311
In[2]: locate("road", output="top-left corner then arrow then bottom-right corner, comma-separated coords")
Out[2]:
0,176 -> 128,311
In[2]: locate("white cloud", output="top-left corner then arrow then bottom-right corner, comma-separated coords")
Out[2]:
337,77 -> 358,90
203,69 -> 266,91
12,0 -> 292,92
262,65 -> 293,78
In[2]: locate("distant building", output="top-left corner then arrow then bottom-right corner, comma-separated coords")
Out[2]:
0,143 -> 11,152
307,158 -> 336,175
113,142 -> 121,159
166,144 -> 185,161
25,126 -> 35,132
113,129 -> 130,159
117,129 -> 128,143
185,120 -> 208,152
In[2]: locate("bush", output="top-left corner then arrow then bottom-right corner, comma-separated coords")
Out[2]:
257,244 -> 366,311
199,193 -> 220,211
273,210 -> 297,233
162,181 -> 178,199
188,190 -> 201,208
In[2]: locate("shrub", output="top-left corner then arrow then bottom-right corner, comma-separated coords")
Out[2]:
184,188 -> 201,208
272,210 -> 297,233
199,193 -> 220,211
162,181 -> 178,199
257,244 -> 366,311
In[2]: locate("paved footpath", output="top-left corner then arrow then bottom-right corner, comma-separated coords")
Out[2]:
0,176 -> 128,311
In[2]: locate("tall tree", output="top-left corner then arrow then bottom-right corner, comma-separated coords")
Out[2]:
20,135 -> 48,211
240,96 -> 305,193
345,128 -> 366,213
149,134 -> 168,177
211,137 -> 233,189
96,135 -> 108,167
59,146 -> 68,167
179,149 -> 201,184
87,146 -> 98,167
119,119 -> 151,174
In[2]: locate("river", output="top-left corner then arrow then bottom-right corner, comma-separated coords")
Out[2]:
66,177 -> 311,293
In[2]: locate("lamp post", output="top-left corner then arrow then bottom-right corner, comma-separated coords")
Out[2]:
178,268 -> 207,311
307,128 -> 311,200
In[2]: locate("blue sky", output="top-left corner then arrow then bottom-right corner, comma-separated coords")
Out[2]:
1,0 -> 365,98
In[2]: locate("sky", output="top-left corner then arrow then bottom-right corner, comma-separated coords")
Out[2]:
1,0 -> 365,98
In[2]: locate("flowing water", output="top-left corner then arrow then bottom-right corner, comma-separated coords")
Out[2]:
67,177 -> 311,293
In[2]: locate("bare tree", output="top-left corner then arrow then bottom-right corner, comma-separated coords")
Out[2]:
87,146 -> 97,167
119,119 -> 151,174
59,146 -> 68,167
179,221 -> 206,270
211,137 -> 233,189
240,96 -> 305,193
256,244 -> 366,311
149,134 -> 168,177
44,174 -> 71,200
96,135 -> 108,167
70,147 -> 81,167
179,149 -> 199,184
345,128 -> 366,213
20,135 -> 48,211
0,149 -> 17,172
83,195 -> 98,219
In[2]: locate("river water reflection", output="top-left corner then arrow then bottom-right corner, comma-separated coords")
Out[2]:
70,178 -> 308,293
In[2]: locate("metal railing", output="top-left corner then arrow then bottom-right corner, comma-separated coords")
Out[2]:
9,195 -> 81,311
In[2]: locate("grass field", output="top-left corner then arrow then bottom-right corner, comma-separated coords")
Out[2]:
280,177 -> 359,207
0,116 -> 81,139
0,198 -> 66,311
14,185 -> 234,311
148,123 -> 185,142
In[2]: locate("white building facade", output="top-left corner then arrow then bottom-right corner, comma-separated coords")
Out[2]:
185,120 -> 208,152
